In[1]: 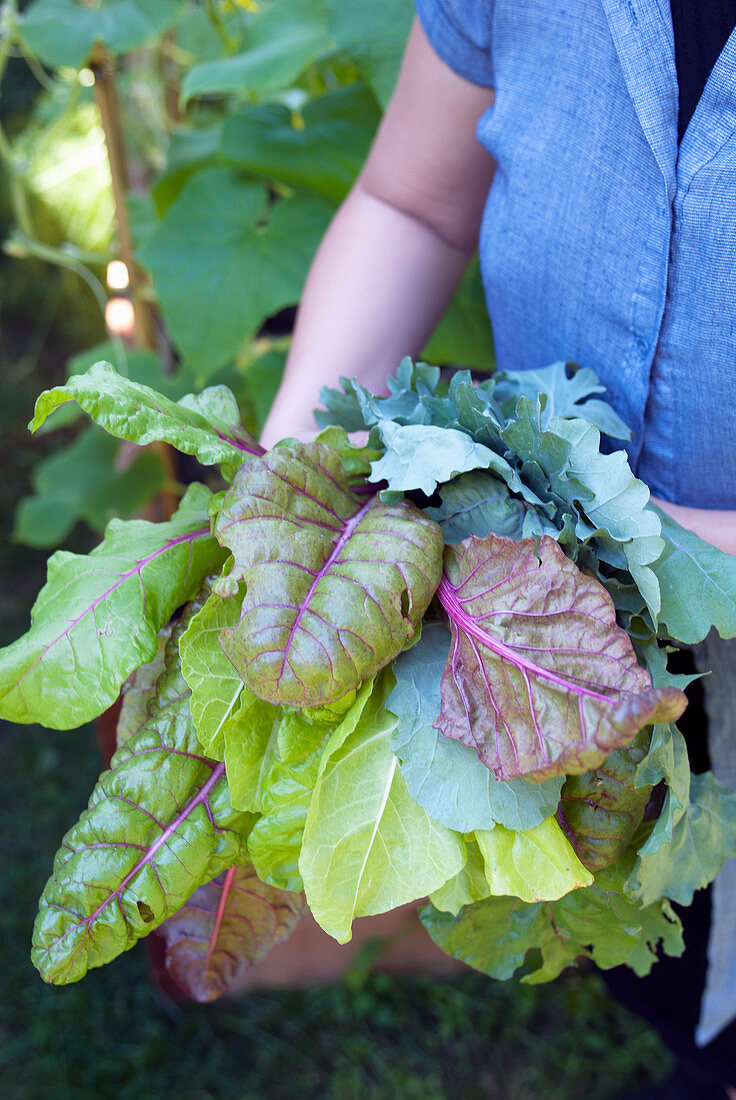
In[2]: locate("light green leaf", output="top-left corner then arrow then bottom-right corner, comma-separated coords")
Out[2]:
389,621 -> 563,832
250,679 -> 377,892
369,422 -> 498,496
21,0 -> 184,69
116,624 -> 172,746
13,426 -> 165,547
300,672 -> 466,942
181,0 -> 331,103
327,0 -> 414,106
633,722 -> 691,849
652,507 -> 736,644
30,362 -> 258,478
627,772 -> 736,907
179,579 -> 253,760
421,858 -> 683,983
430,839 -> 492,915
221,84 -> 381,206
138,168 -> 331,377
0,484 -> 223,728
31,608 -> 252,985
221,697 -> 282,813
474,819 -> 593,903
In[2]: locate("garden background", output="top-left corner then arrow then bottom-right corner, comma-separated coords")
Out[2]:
0,1 -> 674,1094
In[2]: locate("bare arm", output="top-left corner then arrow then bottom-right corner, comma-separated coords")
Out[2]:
260,19 -> 496,447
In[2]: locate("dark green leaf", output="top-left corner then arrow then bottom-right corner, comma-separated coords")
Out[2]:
327,0 -> 413,106
138,168 -> 331,376
222,84 -> 380,205
21,0 -> 184,69
181,0 -> 331,103
421,260 -> 495,370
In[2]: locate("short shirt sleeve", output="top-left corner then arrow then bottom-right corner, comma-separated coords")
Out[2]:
414,0 -> 494,86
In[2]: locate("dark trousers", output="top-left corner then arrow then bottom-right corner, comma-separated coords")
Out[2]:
603,652 -> 735,1093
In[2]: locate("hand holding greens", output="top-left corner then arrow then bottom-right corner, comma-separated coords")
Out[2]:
7,358 -> 736,998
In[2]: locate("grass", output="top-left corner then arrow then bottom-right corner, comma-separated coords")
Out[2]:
0,717 -> 674,1100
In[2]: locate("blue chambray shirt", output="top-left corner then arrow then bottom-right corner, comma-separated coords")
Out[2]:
415,0 -> 736,1044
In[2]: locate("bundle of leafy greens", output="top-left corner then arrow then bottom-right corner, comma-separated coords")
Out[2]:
5,358 -> 736,1001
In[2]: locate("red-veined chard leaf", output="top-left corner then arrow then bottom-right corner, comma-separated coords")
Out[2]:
556,731 -> 653,872
30,361 -> 262,479
436,534 -> 686,781
0,484 -> 224,729
214,441 -> 444,707
31,608 -> 253,986
156,864 -> 306,1003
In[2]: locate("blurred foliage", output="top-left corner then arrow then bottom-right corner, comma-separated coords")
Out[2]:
2,0 -> 494,550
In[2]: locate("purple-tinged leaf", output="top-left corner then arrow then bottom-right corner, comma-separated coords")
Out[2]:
31,605 -> 253,986
214,442 -> 444,706
0,484 -> 224,729
556,731 -> 653,872
436,534 -> 686,781
156,865 -> 306,1002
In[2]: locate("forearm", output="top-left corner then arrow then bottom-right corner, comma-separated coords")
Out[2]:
260,181 -> 473,447
652,496 -> 736,556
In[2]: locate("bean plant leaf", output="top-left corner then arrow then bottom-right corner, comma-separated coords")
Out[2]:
155,864 -> 306,1003
389,621 -> 563,832
13,426 -> 165,548
420,857 -> 683,984
221,84 -> 381,206
31,613 -> 253,985
21,0 -> 184,69
556,731 -> 653,872
627,772 -> 736,907
421,260 -> 495,370
327,0 -> 414,106
214,441 -> 444,707
436,534 -> 687,780
30,362 -> 260,478
473,818 -> 593,903
138,169 -> 331,377
0,484 -> 223,729
181,0 -> 331,103
299,672 -> 466,943
651,508 -> 736,644
369,422 -> 498,497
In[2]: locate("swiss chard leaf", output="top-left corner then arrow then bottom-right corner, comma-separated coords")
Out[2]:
214,442 -> 444,707
31,612 -> 253,985
30,362 -> 260,479
389,621 -> 563,832
0,485 -> 223,728
420,857 -> 683,983
557,731 -> 653,872
436,534 -> 686,780
299,672 -> 466,943
473,818 -> 593,902
116,625 -> 172,746
652,507 -> 736,644
155,864 -> 306,1003
179,577 -> 253,761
